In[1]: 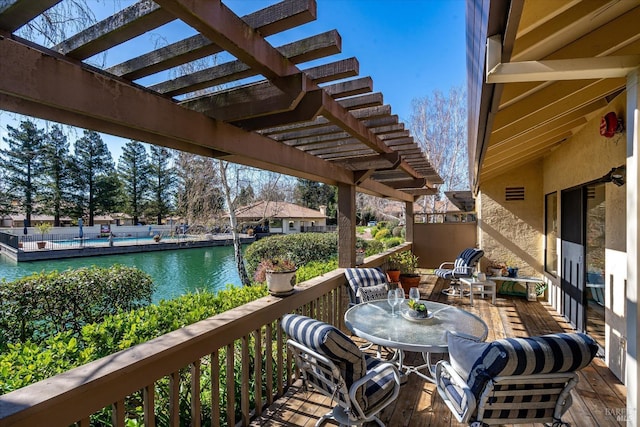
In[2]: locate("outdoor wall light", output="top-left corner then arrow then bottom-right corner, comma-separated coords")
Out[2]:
602,165 -> 626,187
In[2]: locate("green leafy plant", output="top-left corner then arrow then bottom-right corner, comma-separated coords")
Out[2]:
393,251 -> 419,275
408,299 -> 427,312
35,222 -> 52,240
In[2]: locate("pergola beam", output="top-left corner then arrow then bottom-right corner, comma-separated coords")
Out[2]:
53,0 -> 173,59
0,0 -> 60,32
487,35 -> 640,84
107,0 -> 317,80
0,36 -> 360,190
154,0 -> 301,86
152,31 -> 342,97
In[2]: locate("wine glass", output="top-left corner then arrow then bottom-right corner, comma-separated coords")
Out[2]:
409,287 -> 420,304
396,287 -> 405,308
387,289 -> 399,317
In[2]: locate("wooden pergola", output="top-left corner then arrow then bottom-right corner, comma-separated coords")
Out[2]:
0,0 -> 441,266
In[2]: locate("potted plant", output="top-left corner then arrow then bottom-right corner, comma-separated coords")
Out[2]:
355,247 -> 365,265
406,298 -> 430,319
35,222 -> 52,249
153,234 -> 161,242
486,261 -> 506,277
397,251 -> 421,289
254,257 -> 297,296
386,253 -> 402,283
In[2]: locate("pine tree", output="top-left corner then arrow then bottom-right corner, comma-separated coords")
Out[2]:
0,120 -> 45,225
70,130 -> 116,226
146,145 -> 175,225
118,140 -> 149,224
40,125 -> 72,226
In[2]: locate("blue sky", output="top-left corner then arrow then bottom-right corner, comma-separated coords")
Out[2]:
1,0 -> 466,160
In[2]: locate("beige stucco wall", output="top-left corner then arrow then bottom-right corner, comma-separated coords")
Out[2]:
479,92 -> 627,381
478,159 -> 544,279
542,92 -> 627,381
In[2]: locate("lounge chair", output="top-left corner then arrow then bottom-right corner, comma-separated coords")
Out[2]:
282,314 -> 401,426
435,248 -> 484,296
436,331 -> 597,426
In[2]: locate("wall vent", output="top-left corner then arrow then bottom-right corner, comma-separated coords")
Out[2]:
505,186 -> 525,201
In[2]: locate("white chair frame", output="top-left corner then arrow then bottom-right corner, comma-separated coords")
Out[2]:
288,339 -> 401,427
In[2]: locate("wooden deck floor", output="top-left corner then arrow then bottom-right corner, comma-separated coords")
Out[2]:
252,274 -> 627,426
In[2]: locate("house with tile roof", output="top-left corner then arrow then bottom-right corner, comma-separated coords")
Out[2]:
235,201 -> 327,234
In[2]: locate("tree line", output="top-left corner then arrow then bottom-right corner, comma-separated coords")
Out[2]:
0,119 -> 338,228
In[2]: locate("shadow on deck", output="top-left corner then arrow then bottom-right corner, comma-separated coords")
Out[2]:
252,273 -> 627,426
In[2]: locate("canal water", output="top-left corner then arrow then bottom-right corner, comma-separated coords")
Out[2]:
0,246 -> 243,303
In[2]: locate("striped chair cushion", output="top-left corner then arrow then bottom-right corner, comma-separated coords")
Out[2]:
466,332 -> 597,399
345,268 -> 388,305
281,314 -> 368,407
363,355 -> 399,412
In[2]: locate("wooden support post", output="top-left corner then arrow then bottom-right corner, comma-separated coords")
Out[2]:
405,199 -> 414,243
626,67 -> 640,427
338,183 -> 356,268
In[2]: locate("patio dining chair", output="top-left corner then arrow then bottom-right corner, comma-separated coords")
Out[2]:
435,331 -> 597,426
435,248 -> 484,296
282,314 -> 401,427
345,267 -> 389,306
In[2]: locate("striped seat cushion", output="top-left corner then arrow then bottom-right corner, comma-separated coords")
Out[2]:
281,314 -> 368,408
448,332 -> 597,422
345,268 -> 388,304
465,333 -> 597,399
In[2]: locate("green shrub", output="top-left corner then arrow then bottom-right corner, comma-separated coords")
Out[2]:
363,239 -> 383,256
384,237 -> 404,248
374,228 -> 390,240
244,232 -> 337,276
296,259 -> 338,282
0,265 -> 154,349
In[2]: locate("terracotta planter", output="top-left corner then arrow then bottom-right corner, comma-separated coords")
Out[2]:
266,269 -> 297,296
386,269 -> 401,283
37,241 -> 47,249
400,274 -> 421,291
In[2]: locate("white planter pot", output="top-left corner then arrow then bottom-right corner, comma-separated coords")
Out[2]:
356,253 -> 365,265
266,269 -> 297,296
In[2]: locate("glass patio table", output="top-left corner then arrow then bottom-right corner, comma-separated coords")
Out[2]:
344,299 -> 488,382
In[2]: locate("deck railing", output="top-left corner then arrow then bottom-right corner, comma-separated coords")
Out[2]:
0,244 -> 410,427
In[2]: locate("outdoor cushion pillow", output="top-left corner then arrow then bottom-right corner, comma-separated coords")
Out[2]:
345,268 -> 388,304
356,283 -> 388,302
447,332 -> 491,381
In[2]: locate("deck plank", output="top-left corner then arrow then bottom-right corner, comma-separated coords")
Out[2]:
254,273 -> 627,427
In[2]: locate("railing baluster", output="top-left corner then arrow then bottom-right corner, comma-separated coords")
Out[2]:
265,323 -> 274,405
143,384 -> 155,427
254,328 -> 263,417
191,360 -> 201,427
211,350 -> 220,426
226,343 -> 235,427
277,318 -> 284,396
112,399 -> 125,427
241,335 -> 250,426
169,371 -> 180,427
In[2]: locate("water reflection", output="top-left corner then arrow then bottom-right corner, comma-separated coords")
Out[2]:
0,246 -> 242,303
